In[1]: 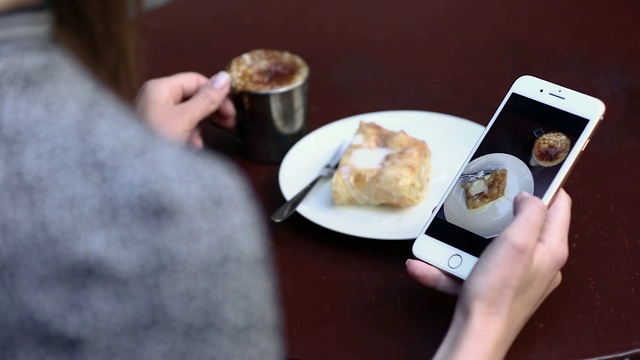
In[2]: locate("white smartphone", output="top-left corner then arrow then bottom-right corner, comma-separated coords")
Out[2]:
412,75 -> 605,280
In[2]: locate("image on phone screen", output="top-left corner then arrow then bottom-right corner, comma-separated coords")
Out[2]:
424,93 -> 588,257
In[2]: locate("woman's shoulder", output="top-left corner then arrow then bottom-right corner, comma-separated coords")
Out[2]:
0,30 -> 264,240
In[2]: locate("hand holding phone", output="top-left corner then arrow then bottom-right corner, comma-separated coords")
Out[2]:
407,189 -> 572,359
412,75 -> 605,280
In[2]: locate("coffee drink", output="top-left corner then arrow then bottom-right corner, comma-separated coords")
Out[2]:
227,49 -> 308,93
224,49 -> 309,163
531,132 -> 571,167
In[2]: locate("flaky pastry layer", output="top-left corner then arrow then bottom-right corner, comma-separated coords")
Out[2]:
331,121 -> 431,207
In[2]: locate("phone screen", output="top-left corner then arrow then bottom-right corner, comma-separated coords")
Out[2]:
424,93 -> 589,257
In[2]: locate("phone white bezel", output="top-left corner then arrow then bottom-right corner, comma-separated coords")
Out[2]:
412,75 -> 605,280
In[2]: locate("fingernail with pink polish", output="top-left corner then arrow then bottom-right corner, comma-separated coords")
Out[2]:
209,71 -> 230,90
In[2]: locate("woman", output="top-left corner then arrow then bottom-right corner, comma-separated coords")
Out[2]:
0,0 -> 571,359
0,1 -> 282,359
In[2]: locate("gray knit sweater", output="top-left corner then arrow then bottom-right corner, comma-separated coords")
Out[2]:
0,10 -> 282,360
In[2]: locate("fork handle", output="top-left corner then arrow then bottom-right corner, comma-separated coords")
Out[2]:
270,176 -> 323,222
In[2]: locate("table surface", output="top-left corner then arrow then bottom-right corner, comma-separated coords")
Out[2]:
138,1 -> 640,359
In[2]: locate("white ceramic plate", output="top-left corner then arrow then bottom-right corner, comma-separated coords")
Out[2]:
278,110 -> 484,240
444,153 -> 534,238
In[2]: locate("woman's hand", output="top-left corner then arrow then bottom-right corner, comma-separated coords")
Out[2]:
407,189 -> 571,359
135,71 -> 236,148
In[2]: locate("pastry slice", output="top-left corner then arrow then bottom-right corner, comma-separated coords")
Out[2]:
461,169 -> 508,210
331,121 -> 431,208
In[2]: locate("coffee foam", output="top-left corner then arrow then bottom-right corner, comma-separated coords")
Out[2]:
227,49 -> 308,93
532,132 -> 571,166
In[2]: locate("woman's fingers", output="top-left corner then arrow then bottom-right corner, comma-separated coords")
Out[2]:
175,71 -> 232,130
406,259 -> 462,296
135,71 -> 235,146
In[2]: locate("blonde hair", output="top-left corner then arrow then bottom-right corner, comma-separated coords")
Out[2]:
51,0 -> 141,101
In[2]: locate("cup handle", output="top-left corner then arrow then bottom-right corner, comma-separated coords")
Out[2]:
532,127 -> 545,138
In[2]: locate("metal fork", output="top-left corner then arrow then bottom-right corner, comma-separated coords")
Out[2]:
271,143 -> 346,222
460,169 -> 493,180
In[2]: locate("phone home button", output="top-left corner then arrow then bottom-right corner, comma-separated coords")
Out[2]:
448,254 -> 463,269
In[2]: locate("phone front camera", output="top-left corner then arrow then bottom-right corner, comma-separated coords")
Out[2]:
539,89 -> 543,92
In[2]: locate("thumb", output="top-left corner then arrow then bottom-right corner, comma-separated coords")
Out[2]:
177,71 -> 232,127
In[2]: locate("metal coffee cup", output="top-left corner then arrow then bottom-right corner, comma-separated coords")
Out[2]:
227,49 -> 309,163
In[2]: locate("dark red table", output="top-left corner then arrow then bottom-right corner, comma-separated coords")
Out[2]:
139,1 -> 640,358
